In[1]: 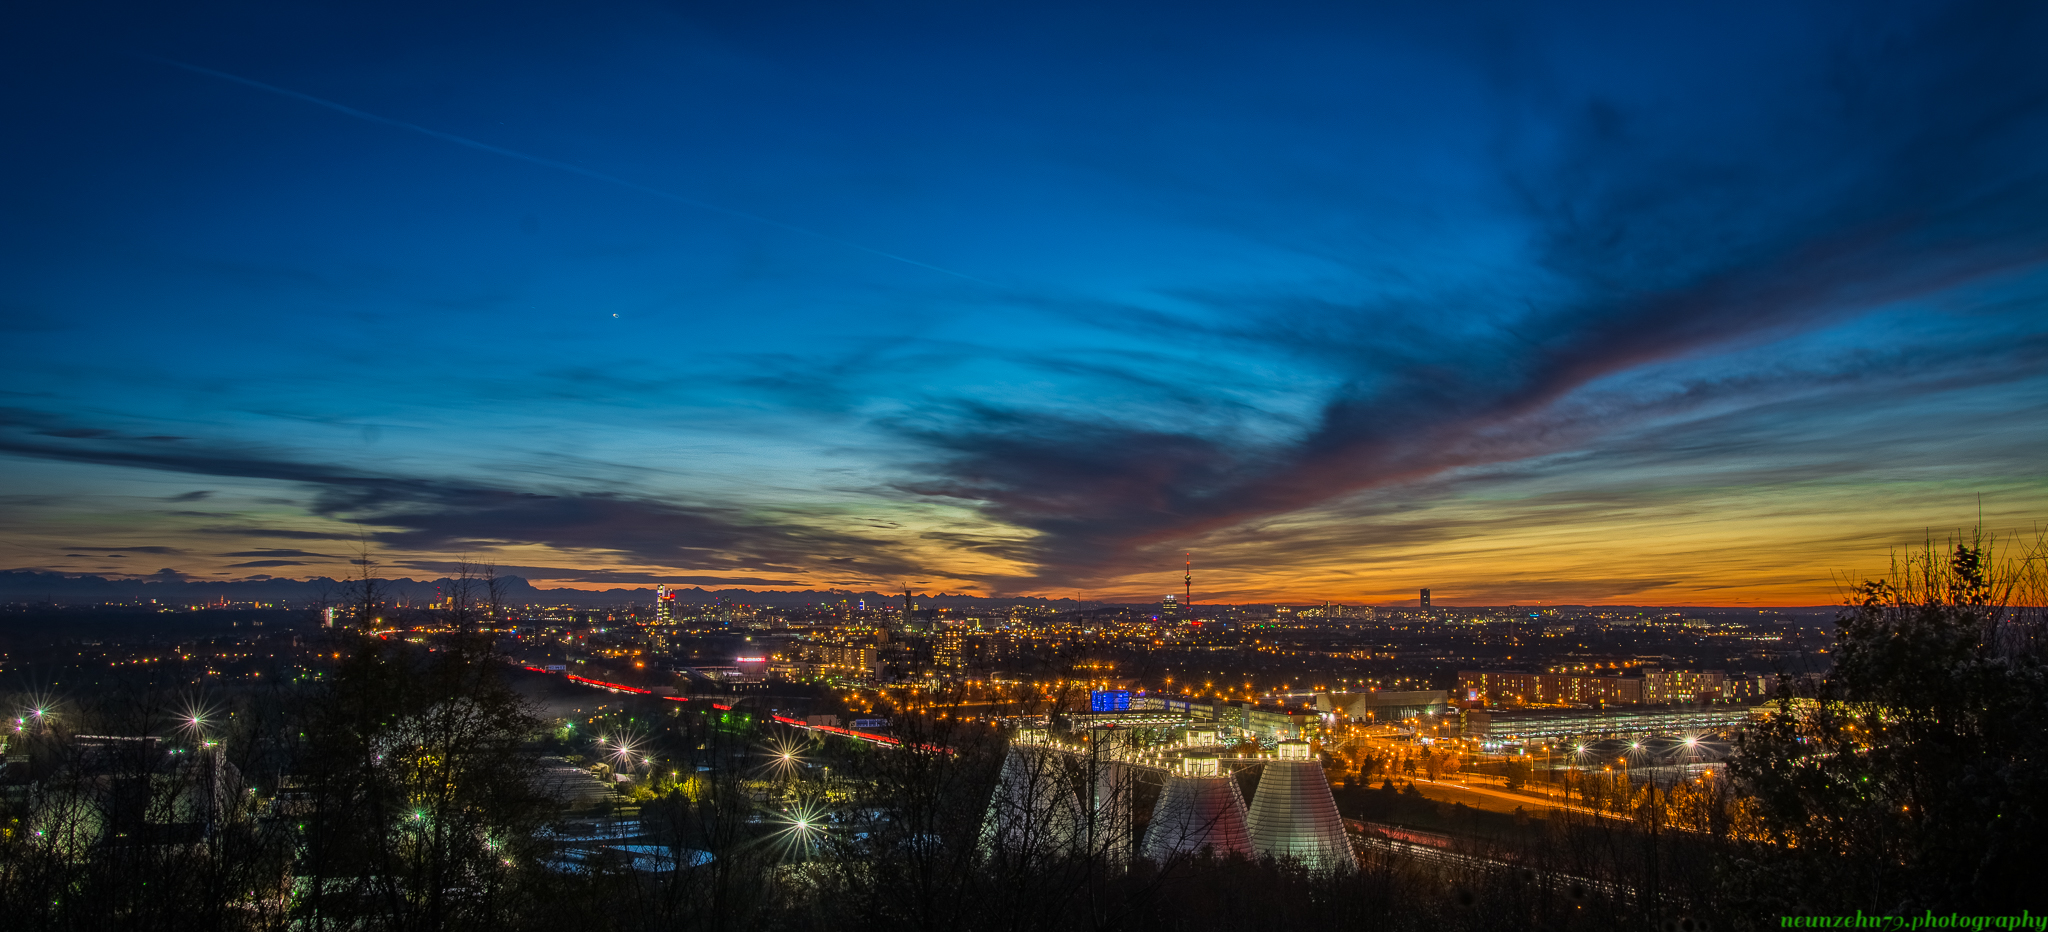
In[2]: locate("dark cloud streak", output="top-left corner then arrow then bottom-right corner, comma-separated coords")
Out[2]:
391,560 -> 802,587
221,549 -> 339,558
0,415 -> 921,578
896,2 -> 2048,588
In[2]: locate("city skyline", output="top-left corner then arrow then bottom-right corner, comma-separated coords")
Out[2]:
4,1 -> 2046,604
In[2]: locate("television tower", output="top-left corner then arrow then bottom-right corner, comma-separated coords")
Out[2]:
1183,553 -> 1192,616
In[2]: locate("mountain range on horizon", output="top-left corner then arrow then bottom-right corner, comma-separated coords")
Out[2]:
0,570 -> 1839,614
0,570 -> 1104,611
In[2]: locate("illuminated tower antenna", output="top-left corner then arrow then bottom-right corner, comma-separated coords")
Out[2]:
1184,553 -> 1192,616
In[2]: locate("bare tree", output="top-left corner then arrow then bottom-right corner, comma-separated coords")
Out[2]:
347,534 -> 385,633
293,634 -> 550,931
446,557 -> 478,633
483,562 -> 505,627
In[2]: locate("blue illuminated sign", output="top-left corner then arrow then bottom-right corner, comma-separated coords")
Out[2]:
1091,690 -> 1132,712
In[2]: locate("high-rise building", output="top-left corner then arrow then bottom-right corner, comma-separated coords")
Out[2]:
656,584 -> 675,623
937,625 -> 966,671
1419,588 -> 1432,609
1161,594 -> 1179,617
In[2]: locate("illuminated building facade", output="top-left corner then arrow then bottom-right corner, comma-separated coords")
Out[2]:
1457,668 -> 1728,706
1461,703 -> 1760,741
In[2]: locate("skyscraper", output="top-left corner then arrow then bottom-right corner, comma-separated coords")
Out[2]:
1419,588 -> 1431,609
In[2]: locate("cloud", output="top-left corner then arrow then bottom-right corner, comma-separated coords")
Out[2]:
63,545 -> 185,555
221,549 -> 340,559
5,3 -> 2046,604
885,3 -> 2048,589
390,560 -> 802,586
0,409 -> 193,446
164,490 -> 213,502
193,527 -> 353,541
227,560 -> 306,568
0,413 -> 921,578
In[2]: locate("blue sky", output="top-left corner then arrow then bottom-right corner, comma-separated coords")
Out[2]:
3,0 -> 2045,603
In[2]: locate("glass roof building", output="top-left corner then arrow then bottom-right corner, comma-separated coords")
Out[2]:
1245,741 -> 1356,871
1141,755 -> 1253,862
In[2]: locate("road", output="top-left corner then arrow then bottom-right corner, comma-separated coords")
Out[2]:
1404,777 -> 1577,816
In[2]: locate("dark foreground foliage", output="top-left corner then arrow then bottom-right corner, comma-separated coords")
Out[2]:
1731,533 -> 2048,916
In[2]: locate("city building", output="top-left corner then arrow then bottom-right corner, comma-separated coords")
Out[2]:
784,643 -> 881,685
1228,702 -> 1320,742
1091,689 -> 1133,712
1061,710 -> 1188,729
1315,689 -> 1449,724
1722,672 -> 1784,700
1457,667 -> 1728,706
1124,696 -> 1318,741
1460,703 -> 1761,742
936,625 -> 966,672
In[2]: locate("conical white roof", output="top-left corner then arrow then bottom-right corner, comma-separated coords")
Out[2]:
981,745 -> 1086,858
1245,760 -> 1356,871
1142,772 -> 1252,862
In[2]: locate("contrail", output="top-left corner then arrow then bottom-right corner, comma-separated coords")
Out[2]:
148,57 -> 1002,288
